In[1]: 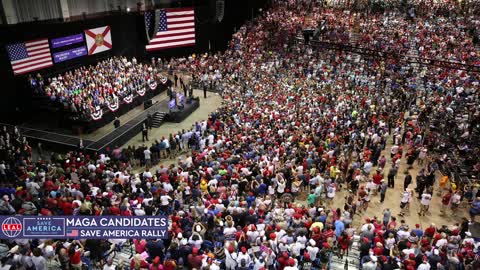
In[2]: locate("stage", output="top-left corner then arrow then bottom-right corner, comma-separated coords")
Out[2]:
29,83 -> 167,134
13,95 -> 200,154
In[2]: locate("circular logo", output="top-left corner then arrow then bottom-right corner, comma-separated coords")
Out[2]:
2,217 -> 22,238
95,34 -> 104,46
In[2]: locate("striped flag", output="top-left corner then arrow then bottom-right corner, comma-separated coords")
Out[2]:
146,8 -> 195,51
144,10 -> 157,41
66,229 -> 79,237
6,39 -> 53,75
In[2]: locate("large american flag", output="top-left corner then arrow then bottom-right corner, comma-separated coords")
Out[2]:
6,39 -> 53,75
146,8 -> 196,51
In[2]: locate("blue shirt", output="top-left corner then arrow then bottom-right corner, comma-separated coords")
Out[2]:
335,220 -> 345,238
412,229 -> 423,238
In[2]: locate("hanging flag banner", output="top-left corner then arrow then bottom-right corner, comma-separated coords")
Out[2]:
84,25 -> 113,55
52,46 -> 88,63
0,216 -> 168,239
216,0 -> 225,22
145,8 -> 195,51
51,34 -> 85,49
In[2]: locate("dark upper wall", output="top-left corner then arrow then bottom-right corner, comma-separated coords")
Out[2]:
0,0 -> 269,122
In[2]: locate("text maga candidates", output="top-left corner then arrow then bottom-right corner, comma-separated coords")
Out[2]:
0,216 -> 168,239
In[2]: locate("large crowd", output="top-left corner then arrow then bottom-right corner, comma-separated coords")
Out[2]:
317,7 -> 479,65
30,57 -> 162,119
3,0 -> 480,269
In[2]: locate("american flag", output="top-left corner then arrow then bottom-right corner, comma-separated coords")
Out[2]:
66,229 -> 79,237
6,39 -> 53,75
146,8 -> 195,51
144,10 -> 156,41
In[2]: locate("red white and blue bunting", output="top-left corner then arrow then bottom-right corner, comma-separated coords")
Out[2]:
123,94 -> 133,104
149,80 -> 157,90
137,87 -> 146,96
91,106 -> 103,121
107,95 -> 119,112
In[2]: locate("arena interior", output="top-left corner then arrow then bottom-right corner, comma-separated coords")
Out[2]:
0,0 -> 479,269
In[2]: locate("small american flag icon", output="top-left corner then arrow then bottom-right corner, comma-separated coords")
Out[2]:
66,229 -> 79,237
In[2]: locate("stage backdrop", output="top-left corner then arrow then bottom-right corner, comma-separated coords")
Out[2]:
0,0 -> 269,121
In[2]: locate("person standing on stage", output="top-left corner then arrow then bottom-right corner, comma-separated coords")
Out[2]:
182,79 -> 187,98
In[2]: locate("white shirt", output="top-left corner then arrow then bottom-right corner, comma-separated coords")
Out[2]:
236,252 -> 251,266
385,237 -> 396,249
142,171 -> 152,179
103,265 -> 116,270
277,181 -> 285,193
163,182 -> 173,193
289,242 -> 303,257
224,227 -> 236,237
417,262 -> 431,270
421,194 -> 432,205
401,191 -> 411,203
306,246 -> 319,261
363,162 -> 373,173
436,238 -> 448,247
451,194 -> 461,205
160,195 -> 172,206
246,230 -> 260,243
163,138 -> 170,148
327,186 -> 336,198
225,250 -> 237,266
144,149 -> 151,159
397,229 -> 410,240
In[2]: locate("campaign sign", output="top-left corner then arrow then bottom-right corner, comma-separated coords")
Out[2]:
24,217 -> 65,237
0,216 -> 168,239
51,34 -> 84,48
53,46 -> 88,63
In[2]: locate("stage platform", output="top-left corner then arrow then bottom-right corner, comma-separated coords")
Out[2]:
167,97 -> 201,123
9,96 -> 200,154
29,83 -> 167,134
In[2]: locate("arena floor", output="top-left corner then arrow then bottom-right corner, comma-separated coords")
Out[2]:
124,89 -> 469,231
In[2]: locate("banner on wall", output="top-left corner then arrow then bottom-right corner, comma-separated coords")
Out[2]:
52,46 -> 87,63
51,34 -> 84,49
85,25 -> 112,55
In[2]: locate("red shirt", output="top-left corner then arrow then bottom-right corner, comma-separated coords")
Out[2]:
187,254 -> 202,269
442,194 -> 452,206
425,227 -> 436,238
130,259 -> 149,269
62,202 -> 73,215
373,174 -> 383,185
109,206 -> 120,215
46,198 -> 57,209
69,251 -> 81,265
